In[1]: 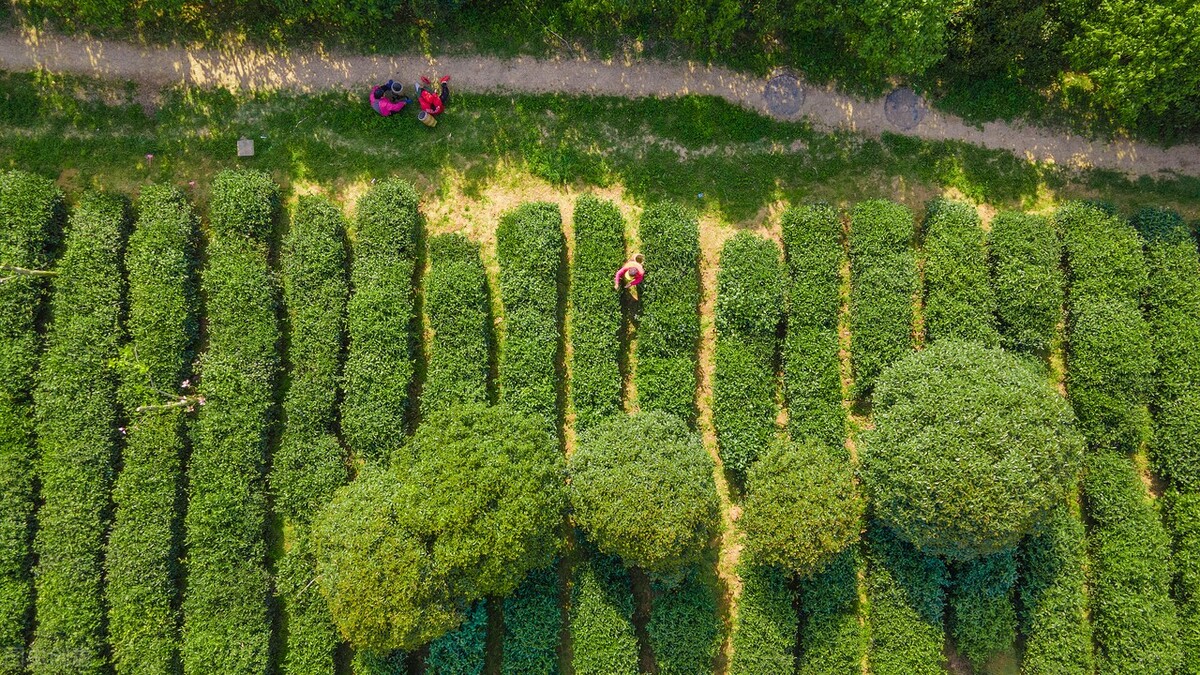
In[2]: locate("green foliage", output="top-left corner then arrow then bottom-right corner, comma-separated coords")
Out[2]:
742,440 -> 862,576
949,550 -> 1017,669
502,566 -> 561,675
921,199 -> 998,346
848,200 -> 916,397
570,551 -> 639,675
728,560 -> 797,675
1154,393 -> 1200,491
647,567 -> 721,675
208,169 -> 278,240
182,171 -> 279,675
352,648 -> 408,675
497,202 -> 564,432
1060,201 -> 1148,304
313,404 -> 565,652
797,549 -> 865,675
343,178 -> 419,462
1018,507 -> 1093,675
637,202 -> 700,422
1165,490 -> 1200,675
1138,207 -> 1200,406
864,524 -> 948,675
106,184 -> 196,675
781,204 -> 844,448
29,192 -> 124,675
277,533 -> 340,675
1083,450 -> 1181,674
714,232 -> 783,473
426,601 -> 487,675
571,195 -> 625,432
570,412 -> 719,574
0,170 -> 61,674
987,211 -> 1063,354
863,340 -> 1084,560
423,233 -> 490,415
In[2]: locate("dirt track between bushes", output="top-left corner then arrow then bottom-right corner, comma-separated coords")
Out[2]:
0,26 -> 1198,178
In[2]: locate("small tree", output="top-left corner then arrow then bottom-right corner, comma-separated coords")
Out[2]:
861,340 -> 1084,560
312,404 -> 566,651
570,412 -> 720,574
742,440 -> 863,576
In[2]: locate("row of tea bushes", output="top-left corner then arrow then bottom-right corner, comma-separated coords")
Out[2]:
988,211 -> 1063,355
921,199 -> 998,346
570,196 -> 625,432
1018,507 -> 1093,674
423,233 -> 491,415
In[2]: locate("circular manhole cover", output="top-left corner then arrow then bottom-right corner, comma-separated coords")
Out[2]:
764,74 -> 804,117
884,87 -> 926,130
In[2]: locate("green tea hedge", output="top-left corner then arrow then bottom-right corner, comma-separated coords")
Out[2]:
423,233 -> 490,415
426,601 -> 487,675
571,196 -> 625,432
988,211 -> 1063,354
182,170 -> 280,675
273,195 -> 349,675
502,565 -> 561,675
949,550 -> 1017,669
780,204 -> 843,449
728,560 -> 797,675
570,550 -> 639,675
1084,450 -> 1181,674
637,202 -> 700,422
106,185 -> 197,675
343,179 -> 419,462
1138,207 -> 1200,406
921,199 -> 998,346
647,568 -> 720,675
1154,394 -> 1200,491
0,170 -> 61,674
714,232 -> 783,474
1018,507 -> 1093,675
848,200 -> 916,397
864,524 -> 947,675
1166,490 -> 1200,674
1059,201 -> 1148,305
497,202 -> 564,432
797,549 -> 865,675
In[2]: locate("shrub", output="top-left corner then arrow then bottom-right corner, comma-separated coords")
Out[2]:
1138,207 -> 1200,406
921,199 -> 998,346
1018,507 -> 1093,675
864,524 -> 948,675
848,200 -> 916,396
797,549 -> 865,675
780,204 -> 844,449
988,211 -> 1063,354
1153,393 -> 1200,491
29,192 -> 125,675
1083,450 -> 1181,674
502,565 -> 561,675
1066,295 -> 1156,452
742,440 -> 862,576
1165,490 -> 1200,675
862,340 -> 1084,560
276,533 -> 340,675
343,178 -> 419,462
352,649 -> 408,675
647,567 -> 721,675
570,550 -> 639,675
949,549 -> 1017,669
637,202 -> 700,422
0,170 -> 61,674
182,171 -> 280,675
571,196 -> 625,432
570,412 -> 719,573
713,232 -> 784,474
1059,201 -> 1148,304
106,184 -> 197,675
423,233 -> 490,416
313,404 -> 565,651
426,601 -> 487,675
728,559 -> 797,675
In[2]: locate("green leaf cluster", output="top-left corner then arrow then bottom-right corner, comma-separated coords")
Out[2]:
1018,507 -> 1093,675
864,524 -> 947,675
424,233 -> 490,416
921,199 -> 998,346
949,550 -> 1017,669
647,567 -> 720,675
426,601 -> 487,675
796,549 -> 865,675
570,196 -> 625,432
728,559 -> 797,675
1165,490 -> 1200,674
569,550 -> 639,675
502,566 -> 561,675
988,211 -> 1063,354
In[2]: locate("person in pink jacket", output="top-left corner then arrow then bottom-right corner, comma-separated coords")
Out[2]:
370,80 -> 410,117
614,253 -> 645,300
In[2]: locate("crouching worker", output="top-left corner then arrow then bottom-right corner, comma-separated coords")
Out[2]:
614,253 -> 645,301
370,80 -> 410,117
416,75 -> 451,127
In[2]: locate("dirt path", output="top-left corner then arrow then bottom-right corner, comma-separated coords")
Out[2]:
1,27 -> 1197,178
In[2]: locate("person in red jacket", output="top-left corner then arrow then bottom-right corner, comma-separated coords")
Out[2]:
417,75 -> 451,117
370,80 -> 410,117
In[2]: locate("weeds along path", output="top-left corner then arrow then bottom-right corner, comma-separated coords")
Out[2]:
1,27 -> 1198,178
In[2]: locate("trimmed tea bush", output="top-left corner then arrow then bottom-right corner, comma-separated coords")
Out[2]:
570,412 -> 719,573
570,550 -> 639,675
862,340 -> 1084,560
797,549 -> 865,675
921,199 -> 998,346
426,601 -> 487,675
781,204 -> 843,449
502,566 -> 561,675
742,440 -> 862,576
497,202 -> 564,432
849,200 -> 916,396
1018,507 -> 1093,675
714,232 -> 784,473
343,179 -> 419,462
988,211 -> 1063,354
571,196 -> 625,432
313,404 -> 565,651
29,192 -> 125,675
106,184 -> 197,675
637,202 -> 700,422
864,524 -> 947,675
1139,207 -> 1200,403
1154,393 -> 1200,491
423,233 -> 490,415
0,170 -> 61,674
949,550 -> 1017,669
182,170 -> 279,675
728,559 -> 797,675
1165,490 -> 1200,675
1084,450 -> 1180,674
1059,201 -> 1148,304
647,568 -> 720,675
